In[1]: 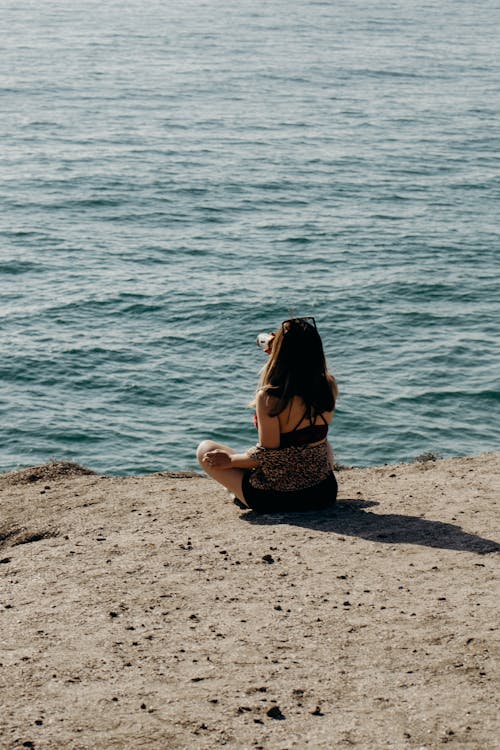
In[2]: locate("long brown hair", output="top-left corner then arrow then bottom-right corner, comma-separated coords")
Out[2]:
258,318 -> 336,418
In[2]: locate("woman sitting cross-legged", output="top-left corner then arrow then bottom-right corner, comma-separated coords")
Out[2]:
196,317 -> 338,513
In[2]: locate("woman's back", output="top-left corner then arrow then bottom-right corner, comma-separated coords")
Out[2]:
273,364 -> 336,432
277,395 -> 334,433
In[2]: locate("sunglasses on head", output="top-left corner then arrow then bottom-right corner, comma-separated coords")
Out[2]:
281,316 -> 317,333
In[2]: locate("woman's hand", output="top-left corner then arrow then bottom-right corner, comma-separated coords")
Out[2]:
203,449 -> 232,468
263,333 -> 275,354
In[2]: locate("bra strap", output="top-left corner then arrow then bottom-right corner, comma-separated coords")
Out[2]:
292,408 -> 328,431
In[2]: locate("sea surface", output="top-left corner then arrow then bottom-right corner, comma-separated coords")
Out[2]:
1,0 -> 499,474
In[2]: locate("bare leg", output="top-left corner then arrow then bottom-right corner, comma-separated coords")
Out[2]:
196,440 -> 249,506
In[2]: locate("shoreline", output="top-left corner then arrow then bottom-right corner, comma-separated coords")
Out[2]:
1,452 -> 499,749
0,448 -> 491,481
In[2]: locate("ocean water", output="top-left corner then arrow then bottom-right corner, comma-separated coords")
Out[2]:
1,0 -> 499,475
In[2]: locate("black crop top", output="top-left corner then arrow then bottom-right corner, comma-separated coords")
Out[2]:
279,421 -> 329,448
253,411 -> 329,448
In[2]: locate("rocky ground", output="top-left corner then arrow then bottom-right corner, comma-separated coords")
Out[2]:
0,453 -> 499,749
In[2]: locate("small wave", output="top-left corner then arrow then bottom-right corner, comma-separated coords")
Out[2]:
387,390 -> 500,406
0,230 -> 44,239
278,236 -> 313,244
19,120 -> 63,130
369,214 -> 406,221
351,67 -> 438,81
52,197 -> 127,209
121,302 -> 165,315
62,345 -> 147,363
0,260 -> 39,275
41,292 -> 154,318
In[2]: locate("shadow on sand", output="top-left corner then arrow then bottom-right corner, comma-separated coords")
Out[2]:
240,499 -> 500,555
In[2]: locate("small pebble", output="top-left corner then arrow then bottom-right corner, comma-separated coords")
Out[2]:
266,706 -> 285,720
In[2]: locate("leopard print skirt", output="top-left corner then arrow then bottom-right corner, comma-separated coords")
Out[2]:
246,442 -> 332,492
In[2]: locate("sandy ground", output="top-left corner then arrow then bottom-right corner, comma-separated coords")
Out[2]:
0,453 -> 499,750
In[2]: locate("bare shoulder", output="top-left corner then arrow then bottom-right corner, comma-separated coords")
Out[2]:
256,388 -> 279,414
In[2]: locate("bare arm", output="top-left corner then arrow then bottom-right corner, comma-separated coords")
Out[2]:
255,389 -> 280,448
229,452 -> 259,469
202,449 -> 259,469
328,373 -> 339,402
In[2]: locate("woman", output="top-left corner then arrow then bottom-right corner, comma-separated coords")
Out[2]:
196,317 -> 338,512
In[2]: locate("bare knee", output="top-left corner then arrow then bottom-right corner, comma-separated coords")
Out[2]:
196,440 -> 218,466
197,440 -> 238,472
